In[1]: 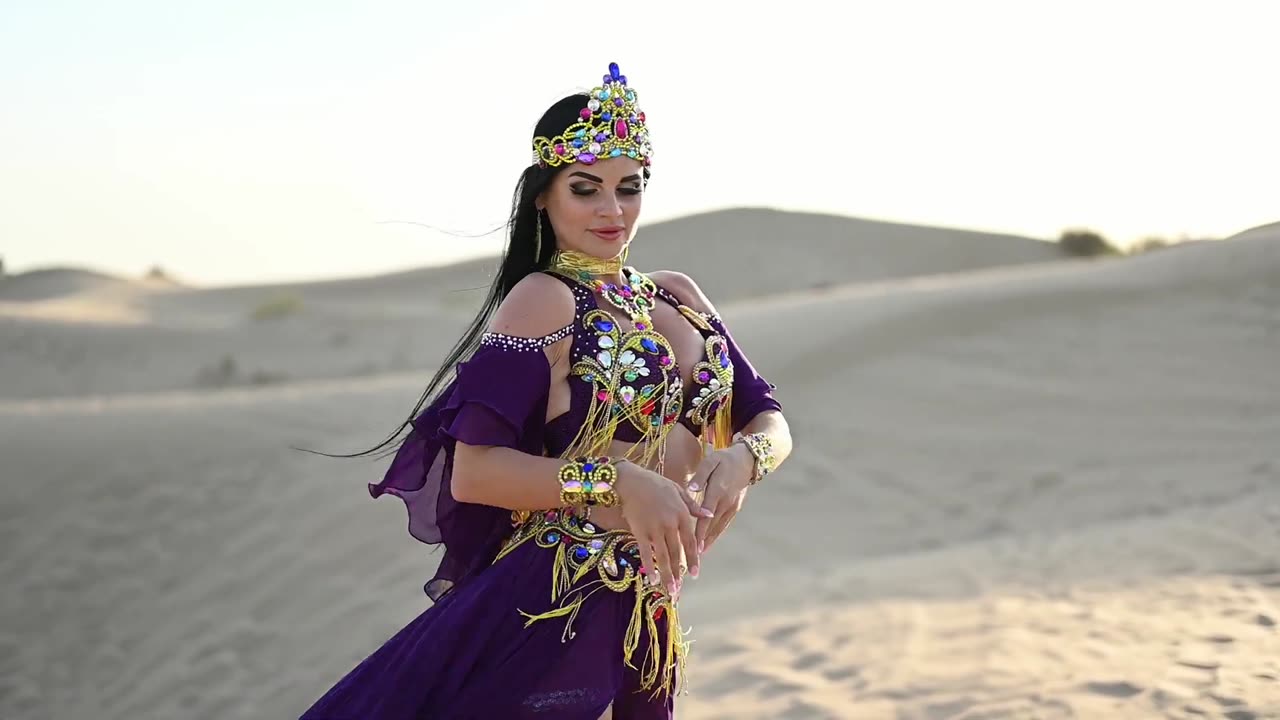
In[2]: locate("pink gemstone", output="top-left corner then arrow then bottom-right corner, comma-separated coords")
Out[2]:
554,143 -> 565,155
621,287 -> 632,298
594,482 -> 611,493
660,356 -> 671,366
635,322 -> 646,330
562,480 -> 582,491
597,391 -> 609,401
615,119 -> 629,139
579,108 -> 592,120
698,371 -> 710,382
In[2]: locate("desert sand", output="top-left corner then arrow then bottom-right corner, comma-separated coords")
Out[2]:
1,211 -> 1277,719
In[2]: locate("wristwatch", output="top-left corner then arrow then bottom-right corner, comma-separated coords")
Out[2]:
733,431 -> 776,485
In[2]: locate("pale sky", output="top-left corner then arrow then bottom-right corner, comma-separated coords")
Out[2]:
2,0 -> 1276,287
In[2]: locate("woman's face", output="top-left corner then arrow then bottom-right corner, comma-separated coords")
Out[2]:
539,156 -> 645,260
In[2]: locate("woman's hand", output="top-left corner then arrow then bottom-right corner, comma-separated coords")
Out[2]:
616,461 -> 711,596
691,442 -> 755,554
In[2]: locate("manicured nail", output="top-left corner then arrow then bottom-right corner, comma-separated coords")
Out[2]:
690,564 -> 699,579
698,539 -> 705,554
689,482 -> 701,491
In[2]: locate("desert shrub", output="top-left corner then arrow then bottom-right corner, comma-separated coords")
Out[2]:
250,293 -> 303,321
1130,236 -> 1171,254
1057,229 -> 1120,257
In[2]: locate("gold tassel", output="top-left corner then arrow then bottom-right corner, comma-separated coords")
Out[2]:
519,593 -> 583,628
710,388 -> 735,450
622,579 -> 645,670
550,541 -> 569,603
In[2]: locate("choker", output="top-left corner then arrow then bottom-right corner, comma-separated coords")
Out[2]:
549,248 -> 625,276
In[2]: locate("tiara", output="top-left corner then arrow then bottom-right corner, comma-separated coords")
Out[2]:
532,62 -> 653,168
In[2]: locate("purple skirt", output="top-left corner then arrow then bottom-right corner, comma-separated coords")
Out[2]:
300,508 -> 684,720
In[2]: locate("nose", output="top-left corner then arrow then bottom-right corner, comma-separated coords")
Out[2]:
597,190 -> 623,219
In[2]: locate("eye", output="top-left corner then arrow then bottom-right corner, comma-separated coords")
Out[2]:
619,187 -> 642,196
570,184 -> 597,196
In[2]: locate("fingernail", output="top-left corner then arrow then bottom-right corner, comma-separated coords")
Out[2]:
690,565 -> 699,578
702,508 -> 715,518
698,540 -> 705,554
689,482 -> 701,491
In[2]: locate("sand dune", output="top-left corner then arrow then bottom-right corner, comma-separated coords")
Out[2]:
1,219 -> 1277,719
0,210 -> 1059,400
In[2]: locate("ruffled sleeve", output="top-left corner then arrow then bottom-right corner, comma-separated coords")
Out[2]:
368,325 -> 569,601
706,314 -> 783,434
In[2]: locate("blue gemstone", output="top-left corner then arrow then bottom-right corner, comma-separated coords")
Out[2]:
630,113 -> 637,122
609,62 -> 620,80
593,319 -> 614,332
721,355 -> 730,368
574,546 -> 590,561
548,532 -> 560,542
628,150 -> 637,158
603,73 -> 612,84
602,111 -> 612,122
641,338 -> 658,352
598,89 -> 610,100
610,149 -> 621,157
619,75 -> 627,85
583,462 -> 595,473
619,557 -> 628,566
595,132 -> 607,142
575,129 -> 585,138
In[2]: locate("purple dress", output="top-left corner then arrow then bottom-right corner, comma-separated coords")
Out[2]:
300,272 -> 782,719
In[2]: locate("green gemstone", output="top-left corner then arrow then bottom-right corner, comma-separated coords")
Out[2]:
624,371 -> 638,382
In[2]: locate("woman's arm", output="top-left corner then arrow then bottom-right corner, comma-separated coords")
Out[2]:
650,270 -> 794,551
449,273 -> 577,508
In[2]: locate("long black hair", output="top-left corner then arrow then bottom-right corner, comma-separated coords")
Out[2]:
307,92 -> 647,462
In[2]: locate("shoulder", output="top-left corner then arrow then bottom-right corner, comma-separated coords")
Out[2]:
648,269 -> 720,317
487,272 -> 576,341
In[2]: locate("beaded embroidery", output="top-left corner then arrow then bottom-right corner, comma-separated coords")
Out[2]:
676,306 -> 735,428
494,507 -> 687,698
480,322 -> 574,352
549,268 -> 739,466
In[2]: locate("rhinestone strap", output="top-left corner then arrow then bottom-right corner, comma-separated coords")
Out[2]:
479,322 -> 574,352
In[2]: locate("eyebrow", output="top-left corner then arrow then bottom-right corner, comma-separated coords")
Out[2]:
568,171 -> 643,184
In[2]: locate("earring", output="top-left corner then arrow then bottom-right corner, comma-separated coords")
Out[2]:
534,208 -> 543,261
620,241 -> 630,264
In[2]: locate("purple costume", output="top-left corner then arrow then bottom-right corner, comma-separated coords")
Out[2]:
300,272 -> 781,719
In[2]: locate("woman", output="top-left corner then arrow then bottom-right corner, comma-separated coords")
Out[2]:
301,62 -> 793,720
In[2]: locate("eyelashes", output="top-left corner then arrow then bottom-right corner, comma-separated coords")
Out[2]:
570,186 -> 643,197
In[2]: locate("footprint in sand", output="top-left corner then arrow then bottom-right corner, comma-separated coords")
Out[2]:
1080,680 -> 1144,698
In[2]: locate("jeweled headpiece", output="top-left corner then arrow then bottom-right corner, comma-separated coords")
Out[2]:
532,62 -> 653,168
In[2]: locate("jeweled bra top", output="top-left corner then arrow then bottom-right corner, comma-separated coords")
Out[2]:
478,269 -> 735,462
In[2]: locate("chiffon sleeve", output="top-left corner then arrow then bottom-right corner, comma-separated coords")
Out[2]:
368,329 -> 565,601
706,314 -> 784,435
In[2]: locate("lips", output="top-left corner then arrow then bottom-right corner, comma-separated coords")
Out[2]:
589,226 -> 625,241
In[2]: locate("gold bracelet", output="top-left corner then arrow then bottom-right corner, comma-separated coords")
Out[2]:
557,456 -> 621,507
734,432 -> 776,485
